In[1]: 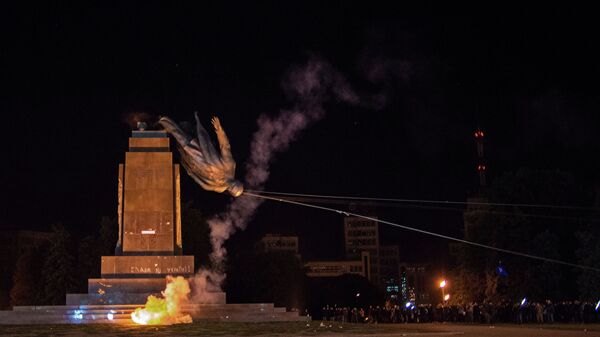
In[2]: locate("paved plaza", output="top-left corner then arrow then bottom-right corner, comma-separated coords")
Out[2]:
0,322 -> 598,337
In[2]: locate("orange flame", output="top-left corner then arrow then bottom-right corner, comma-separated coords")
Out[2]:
131,276 -> 193,325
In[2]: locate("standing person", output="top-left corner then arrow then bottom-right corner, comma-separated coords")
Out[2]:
546,300 -> 555,324
466,303 -> 474,323
489,302 -> 497,324
535,302 -> 544,324
458,304 -> 466,322
480,303 -> 489,324
473,303 -> 481,323
516,303 -> 524,324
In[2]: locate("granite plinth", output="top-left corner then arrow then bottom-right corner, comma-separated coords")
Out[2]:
101,255 -> 194,278
122,151 -> 175,254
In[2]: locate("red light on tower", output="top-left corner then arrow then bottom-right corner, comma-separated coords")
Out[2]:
474,128 -> 486,188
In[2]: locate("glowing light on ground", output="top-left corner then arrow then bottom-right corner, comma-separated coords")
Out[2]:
131,276 -> 193,325
72,309 -> 83,321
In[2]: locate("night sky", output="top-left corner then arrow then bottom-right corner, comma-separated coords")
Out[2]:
3,3 -> 600,265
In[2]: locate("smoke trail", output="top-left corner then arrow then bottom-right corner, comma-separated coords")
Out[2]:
191,56 -> 359,298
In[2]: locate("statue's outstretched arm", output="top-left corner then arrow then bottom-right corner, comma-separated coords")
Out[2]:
211,117 -> 233,162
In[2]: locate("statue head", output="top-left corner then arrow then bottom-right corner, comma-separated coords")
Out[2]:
226,180 -> 244,197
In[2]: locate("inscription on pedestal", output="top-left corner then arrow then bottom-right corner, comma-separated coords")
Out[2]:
101,256 -> 194,277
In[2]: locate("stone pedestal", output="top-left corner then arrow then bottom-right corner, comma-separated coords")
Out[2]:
66,128 -> 219,305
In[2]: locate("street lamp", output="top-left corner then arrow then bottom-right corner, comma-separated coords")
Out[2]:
439,279 -> 447,304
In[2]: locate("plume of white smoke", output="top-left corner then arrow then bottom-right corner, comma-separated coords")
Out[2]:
190,270 -> 225,304
191,56 -> 359,300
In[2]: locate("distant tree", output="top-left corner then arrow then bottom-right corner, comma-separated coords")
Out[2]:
9,243 -> 48,307
75,235 -> 100,292
576,228 -> 600,300
70,217 -> 116,293
42,224 -> 76,305
451,168 -> 588,303
98,216 -> 117,256
226,249 -> 307,310
181,202 -> 211,269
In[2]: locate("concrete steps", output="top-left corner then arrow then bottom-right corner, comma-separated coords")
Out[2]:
0,303 -> 309,324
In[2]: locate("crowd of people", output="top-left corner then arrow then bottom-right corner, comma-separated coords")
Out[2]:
320,301 -> 600,324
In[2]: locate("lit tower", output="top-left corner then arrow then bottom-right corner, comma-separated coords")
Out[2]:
474,128 -> 486,190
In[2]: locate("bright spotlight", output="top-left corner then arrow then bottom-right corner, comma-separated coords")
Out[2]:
107,313 -> 114,320
72,309 -> 83,320
595,300 -> 600,311
444,294 -> 450,301
520,297 -> 527,306
439,280 -> 447,288
405,301 -> 412,308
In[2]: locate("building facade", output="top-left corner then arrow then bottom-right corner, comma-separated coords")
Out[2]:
305,251 -> 371,279
400,263 -> 431,304
261,234 -> 299,256
379,245 -> 400,298
344,216 -> 380,285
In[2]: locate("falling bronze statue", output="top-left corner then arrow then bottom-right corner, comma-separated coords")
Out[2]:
159,113 -> 244,197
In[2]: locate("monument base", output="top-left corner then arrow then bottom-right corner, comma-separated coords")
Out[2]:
0,271 -> 310,324
64,277 -> 226,305
100,255 -> 195,278
0,303 -> 309,324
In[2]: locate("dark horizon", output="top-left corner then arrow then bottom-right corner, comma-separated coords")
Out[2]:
3,3 -> 600,267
